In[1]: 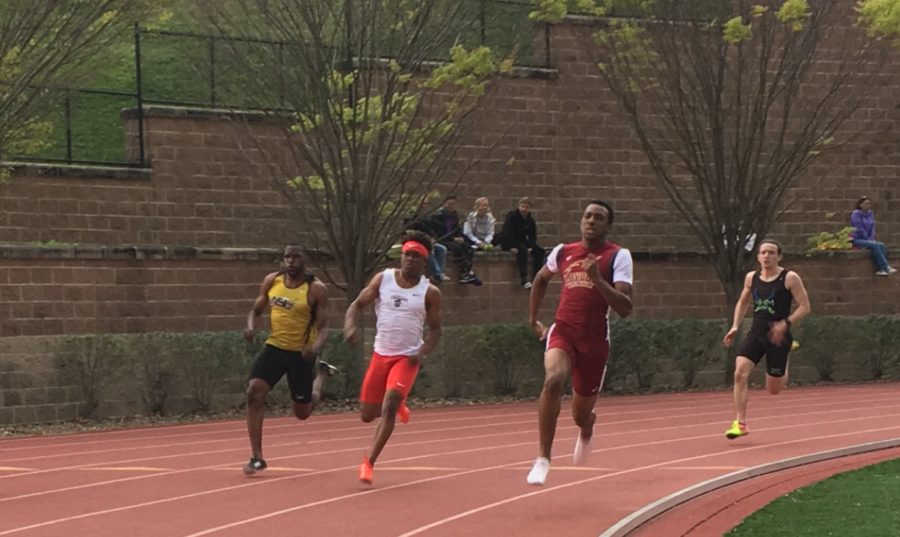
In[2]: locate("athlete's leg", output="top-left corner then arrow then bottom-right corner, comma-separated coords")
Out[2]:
537,347 -> 572,460
367,389 -> 404,464
359,353 -> 391,423
733,356 -> 756,423
246,378 -> 272,459
286,353 -> 318,420
765,346 -> 791,395
571,392 -> 598,441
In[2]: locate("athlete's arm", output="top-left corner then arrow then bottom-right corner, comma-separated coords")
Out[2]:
597,279 -> 633,318
244,272 -> 277,342
303,280 -> 329,360
723,271 -> 754,347
769,271 -> 811,345
586,249 -> 633,318
785,271 -> 811,325
414,284 -> 443,363
528,264 -> 555,340
343,272 -> 383,345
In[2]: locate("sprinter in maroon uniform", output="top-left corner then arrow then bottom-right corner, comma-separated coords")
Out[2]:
525,200 -> 634,485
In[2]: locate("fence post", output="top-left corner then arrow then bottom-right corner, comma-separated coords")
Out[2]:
64,90 -> 73,162
479,0 -> 487,45
545,23 -> 552,68
208,37 -> 217,106
133,23 -> 146,166
277,43 -> 285,108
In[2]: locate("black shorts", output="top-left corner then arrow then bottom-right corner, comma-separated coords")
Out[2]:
737,331 -> 793,377
249,344 -> 315,403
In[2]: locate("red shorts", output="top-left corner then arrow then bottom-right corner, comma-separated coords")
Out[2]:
359,352 -> 420,404
546,321 -> 610,397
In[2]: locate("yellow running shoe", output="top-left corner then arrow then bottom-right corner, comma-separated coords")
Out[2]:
725,420 -> 749,439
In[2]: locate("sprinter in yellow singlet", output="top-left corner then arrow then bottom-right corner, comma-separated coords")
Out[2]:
241,244 -> 336,475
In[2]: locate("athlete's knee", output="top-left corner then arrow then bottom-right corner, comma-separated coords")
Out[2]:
573,409 -> 594,429
293,403 -> 313,420
246,382 -> 269,406
766,376 -> 786,395
360,404 -> 380,422
733,367 -> 751,385
381,391 -> 403,416
542,371 -> 566,395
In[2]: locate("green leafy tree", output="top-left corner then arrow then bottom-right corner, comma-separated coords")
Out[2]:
0,0 -> 169,174
197,0 -> 510,299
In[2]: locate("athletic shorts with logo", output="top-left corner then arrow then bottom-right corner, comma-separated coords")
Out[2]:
359,352 -> 420,404
249,344 -> 316,403
546,320 -> 609,396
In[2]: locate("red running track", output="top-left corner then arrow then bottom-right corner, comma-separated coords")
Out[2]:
1,383 -> 899,537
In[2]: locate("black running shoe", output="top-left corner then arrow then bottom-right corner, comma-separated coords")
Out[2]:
243,457 -> 267,475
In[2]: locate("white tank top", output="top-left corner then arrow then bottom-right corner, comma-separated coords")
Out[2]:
374,268 -> 429,356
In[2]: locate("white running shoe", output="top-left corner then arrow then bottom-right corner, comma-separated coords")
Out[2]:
526,457 -> 550,486
573,435 -> 592,466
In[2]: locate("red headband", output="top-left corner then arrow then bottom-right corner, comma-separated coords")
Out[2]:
401,241 -> 430,258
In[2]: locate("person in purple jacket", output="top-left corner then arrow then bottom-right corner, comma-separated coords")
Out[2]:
850,196 -> 895,276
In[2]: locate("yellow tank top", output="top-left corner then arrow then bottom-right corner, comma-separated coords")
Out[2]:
265,274 -> 317,352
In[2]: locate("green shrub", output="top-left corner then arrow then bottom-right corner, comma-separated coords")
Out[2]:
805,226 -> 854,256
48,315 -> 899,422
56,334 -> 128,417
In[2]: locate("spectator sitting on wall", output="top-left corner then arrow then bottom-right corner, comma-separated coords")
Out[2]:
850,196 -> 896,276
403,199 -> 449,287
496,197 -> 546,289
463,197 -> 496,251
430,195 -> 481,285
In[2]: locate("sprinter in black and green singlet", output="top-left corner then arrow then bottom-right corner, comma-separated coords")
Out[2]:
722,239 -> 811,440
242,244 -> 336,475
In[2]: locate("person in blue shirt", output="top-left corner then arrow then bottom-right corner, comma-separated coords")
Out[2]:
850,196 -> 895,276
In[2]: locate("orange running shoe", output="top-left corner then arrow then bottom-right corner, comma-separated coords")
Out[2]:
397,401 -> 410,424
359,455 -> 373,485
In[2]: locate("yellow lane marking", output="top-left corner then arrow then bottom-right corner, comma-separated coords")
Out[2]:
0,466 -> 33,471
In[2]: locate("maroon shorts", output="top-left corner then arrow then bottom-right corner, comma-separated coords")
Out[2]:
546,321 -> 609,396
359,352 -> 420,404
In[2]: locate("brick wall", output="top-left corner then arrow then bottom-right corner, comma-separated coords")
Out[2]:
1,16 -> 899,425
1,245 -> 898,425
2,245 -> 898,340
0,20 -> 897,252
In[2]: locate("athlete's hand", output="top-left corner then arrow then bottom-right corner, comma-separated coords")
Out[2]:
768,321 -> 788,346
302,345 -> 320,362
407,354 -> 422,367
243,327 -> 256,343
530,320 -> 548,341
584,254 -> 600,284
722,327 -> 738,348
343,325 -> 361,346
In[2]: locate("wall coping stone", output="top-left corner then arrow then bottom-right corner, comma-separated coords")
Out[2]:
0,243 -> 871,262
3,161 -> 152,180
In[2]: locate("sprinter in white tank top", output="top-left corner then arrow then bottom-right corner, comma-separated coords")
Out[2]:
344,232 -> 443,485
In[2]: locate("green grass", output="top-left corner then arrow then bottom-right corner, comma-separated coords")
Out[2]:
726,458 -> 900,537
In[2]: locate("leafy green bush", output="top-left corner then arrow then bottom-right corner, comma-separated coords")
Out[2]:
805,226 -> 854,256
56,334 -> 128,417
49,315 -> 899,422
